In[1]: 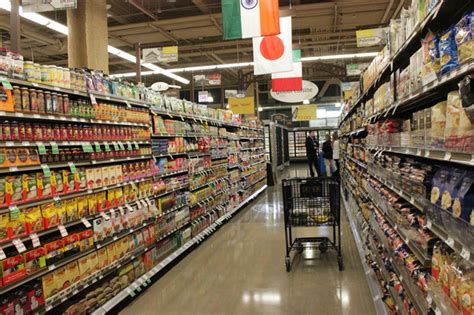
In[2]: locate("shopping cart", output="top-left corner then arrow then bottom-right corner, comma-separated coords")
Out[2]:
282,177 -> 343,271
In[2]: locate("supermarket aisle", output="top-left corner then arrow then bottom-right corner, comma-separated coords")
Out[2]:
121,166 -> 375,315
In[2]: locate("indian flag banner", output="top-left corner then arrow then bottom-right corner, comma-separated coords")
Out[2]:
222,0 -> 280,40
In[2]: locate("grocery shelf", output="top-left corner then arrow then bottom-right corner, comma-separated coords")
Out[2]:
340,127 -> 367,138
342,192 -> 390,315
90,184 -> 267,315
154,169 -> 188,179
0,110 -> 150,127
154,185 -> 189,199
368,146 -> 474,167
0,140 -> 150,148
346,156 -> 367,169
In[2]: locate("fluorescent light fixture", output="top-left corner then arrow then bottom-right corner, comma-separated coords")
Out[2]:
111,52 -> 377,78
0,1 -> 189,84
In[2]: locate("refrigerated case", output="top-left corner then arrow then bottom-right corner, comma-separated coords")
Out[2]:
289,128 -> 337,161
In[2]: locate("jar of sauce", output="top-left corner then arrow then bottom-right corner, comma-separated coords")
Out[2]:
37,90 -> 45,113
29,89 -> 38,112
44,92 -> 52,113
20,87 -> 30,112
12,86 -> 21,111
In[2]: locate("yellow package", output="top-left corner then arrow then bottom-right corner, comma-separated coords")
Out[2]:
88,193 -> 98,215
96,191 -> 106,212
41,202 -> 58,228
8,210 -> 26,239
66,261 -> 80,285
0,213 -> 9,242
107,189 -> 115,209
56,200 -> 67,224
96,247 -> 108,270
77,196 -> 89,218
41,272 -> 57,299
24,206 -> 44,234
66,198 -> 79,222
106,242 -> 117,262
115,187 -> 124,206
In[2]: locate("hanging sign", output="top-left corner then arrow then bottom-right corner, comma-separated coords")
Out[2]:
356,27 -> 388,47
194,73 -> 221,86
229,97 -> 254,115
271,80 -> 318,103
22,0 -> 76,12
143,46 -> 178,64
225,90 -> 238,98
346,63 -> 369,76
291,105 -> 317,121
198,91 -> 209,103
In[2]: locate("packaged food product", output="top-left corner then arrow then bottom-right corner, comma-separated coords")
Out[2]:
455,11 -> 473,64
41,272 -> 57,299
41,201 -> 59,228
451,172 -> 473,224
66,198 -> 79,222
6,175 -> 23,204
44,239 -> 64,266
428,34 -> 441,74
439,26 -> 460,74
445,91 -> 472,151
78,229 -> 94,251
441,169 -> 466,210
1,253 -> 26,285
8,209 -> 26,239
431,168 -> 450,206
62,233 -> 80,257
23,247 -> 46,275
77,196 -> 89,218
24,206 -> 44,234
0,213 -> 9,242
88,193 -> 98,215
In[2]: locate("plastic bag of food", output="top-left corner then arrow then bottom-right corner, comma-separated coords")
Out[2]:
455,11 -> 473,64
439,26 -> 460,75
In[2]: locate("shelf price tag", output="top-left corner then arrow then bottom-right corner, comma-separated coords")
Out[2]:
30,233 -> 41,248
94,142 -> 101,152
81,143 -> 93,153
133,142 -> 139,150
1,78 -> 12,90
127,142 -> 133,151
0,248 -> 6,260
81,217 -> 92,228
89,93 -> 97,105
68,162 -> 77,174
444,152 -> 452,161
12,238 -> 26,253
461,247 -> 471,261
41,164 -> 51,178
103,142 -> 110,152
50,142 -> 59,154
112,142 -> 120,151
118,142 -> 126,151
58,225 -> 68,237
446,237 -> 455,248
37,142 -> 47,155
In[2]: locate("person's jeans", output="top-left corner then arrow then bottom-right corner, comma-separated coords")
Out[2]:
308,156 -> 318,177
324,158 -> 337,176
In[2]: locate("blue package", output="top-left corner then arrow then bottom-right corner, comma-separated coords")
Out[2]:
428,34 -> 441,74
439,26 -> 460,75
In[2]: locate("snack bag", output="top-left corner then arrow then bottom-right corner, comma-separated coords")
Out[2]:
445,91 -> 472,151
88,193 -> 98,215
96,191 -> 107,212
428,34 -> 441,75
455,12 -> 473,64
77,196 -> 89,218
451,172 -> 474,224
24,206 -> 44,234
441,169 -> 466,210
0,213 -> 9,242
439,26 -> 460,75
431,168 -> 450,206
41,202 -> 59,229
52,171 -> 64,195
8,209 -> 26,239
6,175 -> 22,204
66,198 -> 79,222
56,200 -> 67,224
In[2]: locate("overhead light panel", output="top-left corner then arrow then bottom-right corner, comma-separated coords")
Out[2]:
0,1 -> 189,84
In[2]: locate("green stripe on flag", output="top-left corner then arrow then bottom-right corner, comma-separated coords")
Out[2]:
222,0 -> 242,40
292,49 -> 301,62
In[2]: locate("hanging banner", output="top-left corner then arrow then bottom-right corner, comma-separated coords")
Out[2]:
356,27 -> 388,47
229,97 -> 255,115
22,0 -> 76,12
194,73 -> 221,86
143,46 -> 178,63
346,63 -> 369,76
291,105 -> 317,121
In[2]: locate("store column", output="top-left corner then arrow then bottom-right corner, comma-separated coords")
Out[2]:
67,0 -> 109,73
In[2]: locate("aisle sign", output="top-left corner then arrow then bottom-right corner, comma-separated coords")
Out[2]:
198,91 -> 209,103
356,27 -> 388,47
143,46 -> 178,63
23,0 -> 76,12
229,97 -> 255,115
291,105 -> 317,121
346,63 -> 369,76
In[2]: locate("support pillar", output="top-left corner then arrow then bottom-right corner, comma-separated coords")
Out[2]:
10,0 -> 20,53
190,74 -> 195,102
67,0 -> 109,73
135,43 -> 141,83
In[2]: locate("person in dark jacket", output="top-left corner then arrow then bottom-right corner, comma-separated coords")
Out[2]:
305,131 -> 319,177
322,134 -> 336,176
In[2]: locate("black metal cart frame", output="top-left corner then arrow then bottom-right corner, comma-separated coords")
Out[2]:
282,176 -> 343,271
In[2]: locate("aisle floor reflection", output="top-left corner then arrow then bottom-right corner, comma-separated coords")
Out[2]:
121,165 -> 376,315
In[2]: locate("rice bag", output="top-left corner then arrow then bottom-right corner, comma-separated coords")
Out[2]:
439,26 -> 459,75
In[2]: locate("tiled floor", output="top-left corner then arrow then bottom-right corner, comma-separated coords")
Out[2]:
121,166 -> 376,315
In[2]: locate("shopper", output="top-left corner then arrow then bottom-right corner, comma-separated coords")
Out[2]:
305,131 -> 319,177
322,134 -> 336,176
332,132 -> 340,176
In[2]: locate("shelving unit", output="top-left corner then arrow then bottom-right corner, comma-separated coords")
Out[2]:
340,2 -> 474,315
0,75 -> 267,315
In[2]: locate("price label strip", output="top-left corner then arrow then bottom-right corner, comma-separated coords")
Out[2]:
30,233 -> 41,248
58,225 -> 68,237
50,141 -> 59,154
12,238 -> 27,253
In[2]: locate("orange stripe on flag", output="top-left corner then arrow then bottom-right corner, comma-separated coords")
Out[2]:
259,0 -> 280,36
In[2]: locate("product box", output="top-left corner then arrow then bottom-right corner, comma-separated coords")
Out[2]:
115,165 -> 123,183
78,229 -> 94,251
93,217 -> 105,243
78,168 -> 87,190
62,233 -> 80,258
65,261 -> 80,286
86,168 -> 95,189
24,281 -> 45,314
62,170 -> 75,193
41,272 -> 57,299
53,266 -> 68,293
109,166 -> 117,185
106,189 -> 115,209
56,201 -> 67,225
106,242 -> 118,263
96,247 -> 108,271
23,247 -> 46,275
101,166 -> 110,187
1,253 -> 26,285
94,168 -> 103,188
44,239 -> 64,266
0,177 -> 6,206
111,209 -> 122,235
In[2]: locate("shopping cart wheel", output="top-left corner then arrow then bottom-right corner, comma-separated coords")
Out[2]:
285,257 -> 291,272
338,255 -> 344,271
319,241 -> 328,253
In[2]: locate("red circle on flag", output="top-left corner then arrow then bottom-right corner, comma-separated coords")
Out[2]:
260,36 -> 284,60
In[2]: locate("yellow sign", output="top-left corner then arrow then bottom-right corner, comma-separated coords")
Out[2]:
292,105 -> 317,121
229,97 -> 254,115
356,27 -> 388,47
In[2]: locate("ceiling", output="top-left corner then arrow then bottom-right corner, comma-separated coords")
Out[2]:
0,0 -> 406,86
